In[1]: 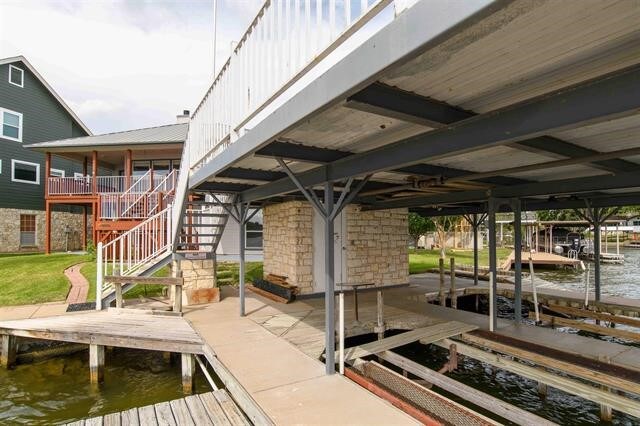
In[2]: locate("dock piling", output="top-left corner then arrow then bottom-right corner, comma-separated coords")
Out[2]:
450,258 -> 457,309
182,353 -> 195,394
438,258 -> 446,306
1,334 -> 16,368
89,344 -> 105,385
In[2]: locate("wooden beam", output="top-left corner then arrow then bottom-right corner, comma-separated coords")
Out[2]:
44,200 -> 52,255
378,351 -> 555,426
340,321 -> 477,361
1,334 -> 16,368
540,313 -> 640,342
92,151 -> 98,194
89,344 -> 104,385
460,332 -> 640,395
546,304 -> 640,328
104,276 -> 183,286
435,339 -> 640,418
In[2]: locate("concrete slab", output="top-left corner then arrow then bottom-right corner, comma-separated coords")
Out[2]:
0,303 -> 68,321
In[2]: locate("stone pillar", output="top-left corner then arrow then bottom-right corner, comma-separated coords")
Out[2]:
180,259 -> 220,305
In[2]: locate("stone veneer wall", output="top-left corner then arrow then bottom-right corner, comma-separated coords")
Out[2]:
263,201 -> 409,295
0,208 -> 88,253
344,205 -> 409,286
263,201 -> 314,294
178,259 -> 219,305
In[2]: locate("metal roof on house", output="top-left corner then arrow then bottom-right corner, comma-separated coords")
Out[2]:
0,56 -> 92,135
25,123 -> 188,151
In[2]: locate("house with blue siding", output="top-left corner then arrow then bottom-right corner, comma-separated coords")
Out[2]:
0,56 -> 91,252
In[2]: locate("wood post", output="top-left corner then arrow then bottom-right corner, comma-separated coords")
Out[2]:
181,353 -> 195,394
92,151 -> 98,194
82,205 -> 88,250
1,335 -> 17,368
438,258 -> 446,306
450,257 -> 457,309
537,382 -> 548,400
376,290 -> 385,340
89,344 -> 105,385
600,355 -> 613,422
114,283 -> 123,308
173,263 -> 183,313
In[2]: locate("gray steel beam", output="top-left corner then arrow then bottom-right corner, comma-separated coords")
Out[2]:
487,199 -> 498,331
238,203 -> 247,317
409,192 -> 640,217
592,207 -> 602,302
348,82 -> 639,174
239,65 -> 640,203
364,170 -> 640,210
259,141 -> 528,186
217,167 -> 287,182
346,82 -> 472,127
196,182 -> 257,193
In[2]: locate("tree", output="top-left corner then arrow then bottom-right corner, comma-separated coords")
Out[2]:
408,213 -> 433,248
433,215 -> 460,259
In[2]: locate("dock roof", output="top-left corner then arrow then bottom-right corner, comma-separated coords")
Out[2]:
189,0 -> 640,214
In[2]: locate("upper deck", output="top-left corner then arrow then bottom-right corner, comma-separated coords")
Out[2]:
184,0 -> 640,215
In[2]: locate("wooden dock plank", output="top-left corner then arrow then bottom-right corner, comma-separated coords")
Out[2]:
213,389 -> 251,426
120,408 -> 139,426
66,421 -> 85,426
154,402 -> 177,426
183,395 -> 213,426
169,398 -> 195,426
341,321 -> 477,361
198,393 -> 232,426
84,417 -> 102,426
137,405 -> 157,425
103,412 -> 121,426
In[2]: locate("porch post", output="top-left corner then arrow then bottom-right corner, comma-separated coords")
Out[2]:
45,153 -> 52,254
82,205 -> 88,250
324,182 -> 336,375
92,151 -> 98,194
125,149 -> 132,189
512,199 -> 522,323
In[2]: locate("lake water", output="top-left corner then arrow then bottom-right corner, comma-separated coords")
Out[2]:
0,348 -> 209,425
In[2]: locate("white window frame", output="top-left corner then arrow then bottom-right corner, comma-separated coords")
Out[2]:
8,65 -> 24,88
1,107 -> 23,142
11,159 -> 40,185
50,168 -> 65,177
74,172 -> 84,178
0,159 -> 2,174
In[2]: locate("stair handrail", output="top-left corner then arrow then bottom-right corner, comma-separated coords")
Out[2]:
96,203 -> 173,309
120,169 -> 177,218
120,169 -> 152,198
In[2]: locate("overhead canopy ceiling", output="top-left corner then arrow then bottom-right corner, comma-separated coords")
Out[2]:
191,0 -> 640,216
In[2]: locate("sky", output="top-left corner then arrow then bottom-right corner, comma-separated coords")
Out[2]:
0,0 -> 263,134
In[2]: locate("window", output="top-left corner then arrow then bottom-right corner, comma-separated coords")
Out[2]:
246,208 -> 263,250
1,108 -> 23,142
20,214 -> 36,246
50,168 -> 65,177
11,159 -> 40,184
74,172 -> 84,178
8,65 -> 24,88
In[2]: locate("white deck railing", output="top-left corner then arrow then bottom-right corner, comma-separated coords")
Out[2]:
188,0 -> 392,169
48,176 -> 93,195
96,204 -> 173,309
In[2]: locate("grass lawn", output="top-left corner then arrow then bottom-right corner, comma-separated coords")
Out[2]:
217,261 -> 264,285
0,253 -> 91,306
81,262 -> 170,301
409,248 -> 512,274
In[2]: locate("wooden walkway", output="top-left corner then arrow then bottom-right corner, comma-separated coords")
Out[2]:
67,390 -> 250,426
0,308 -> 204,354
500,250 -> 582,270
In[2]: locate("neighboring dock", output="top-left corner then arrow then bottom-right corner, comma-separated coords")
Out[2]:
500,250 -> 583,271
66,389 -> 249,426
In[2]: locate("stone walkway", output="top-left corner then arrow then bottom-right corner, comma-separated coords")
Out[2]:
65,263 -> 90,304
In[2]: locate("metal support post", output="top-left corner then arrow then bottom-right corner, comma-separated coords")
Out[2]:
488,199 -> 498,331
238,203 -> 247,317
512,198 -> 522,322
324,182 -> 335,375
593,208 -> 602,302
473,214 -> 479,286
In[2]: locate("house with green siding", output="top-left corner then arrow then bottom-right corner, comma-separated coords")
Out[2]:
0,56 -> 92,252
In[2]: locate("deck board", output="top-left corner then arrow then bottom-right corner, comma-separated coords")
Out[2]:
72,391 -> 242,426
0,310 -> 203,354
